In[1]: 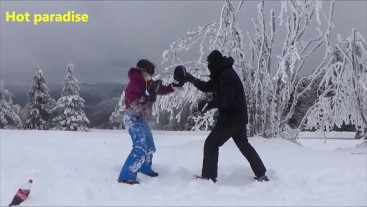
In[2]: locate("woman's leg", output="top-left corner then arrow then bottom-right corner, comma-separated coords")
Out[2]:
118,115 -> 147,181
139,121 -> 157,175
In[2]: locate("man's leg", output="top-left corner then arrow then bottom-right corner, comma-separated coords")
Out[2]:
118,116 -> 147,181
201,123 -> 234,180
232,124 -> 267,177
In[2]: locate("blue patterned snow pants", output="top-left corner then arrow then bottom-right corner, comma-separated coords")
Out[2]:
118,115 -> 156,181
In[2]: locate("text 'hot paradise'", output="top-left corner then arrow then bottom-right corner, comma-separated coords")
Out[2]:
5,11 -> 89,25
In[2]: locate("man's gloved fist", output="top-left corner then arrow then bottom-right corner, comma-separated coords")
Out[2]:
198,100 -> 211,113
146,80 -> 162,102
174,65 -> 196,84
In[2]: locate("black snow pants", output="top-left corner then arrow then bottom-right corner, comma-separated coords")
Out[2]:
201,123 -> 267,180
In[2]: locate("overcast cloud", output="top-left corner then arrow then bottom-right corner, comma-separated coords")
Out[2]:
1,1 -> 366,85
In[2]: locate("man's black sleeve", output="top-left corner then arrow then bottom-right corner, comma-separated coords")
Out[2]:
192,79 -> 215,93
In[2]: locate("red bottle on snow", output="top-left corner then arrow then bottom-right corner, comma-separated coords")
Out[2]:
8,179 -> 33,206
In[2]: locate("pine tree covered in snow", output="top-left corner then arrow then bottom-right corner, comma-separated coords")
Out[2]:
50,64 -> 90,131
301,29 -> 367,137
109,91 -> 125,129
23,67 -> 56,130
0,80 -> 22,129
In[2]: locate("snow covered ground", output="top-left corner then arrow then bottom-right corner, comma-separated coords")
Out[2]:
298,131 -> 357,139
1,129 -> 366,206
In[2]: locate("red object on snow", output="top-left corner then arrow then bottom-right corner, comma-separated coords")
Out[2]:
8,179 -> 33,206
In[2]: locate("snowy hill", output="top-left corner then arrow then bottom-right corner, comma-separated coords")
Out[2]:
86,97 -> 121,129
5,83 -> 124,107
1,129 -> 366,206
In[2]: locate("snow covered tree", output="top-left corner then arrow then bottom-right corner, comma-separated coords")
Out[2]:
157,0 -> 336,140
300,29 -> 367,138
109,91 -> 125,129
245,0 -> 336,140
246,1 -> 276,137
23,66 -> 56,130
50,64 -> 90,131
274,0 -> 335,140
155,0 -> 245,131
0,80 -> 22,129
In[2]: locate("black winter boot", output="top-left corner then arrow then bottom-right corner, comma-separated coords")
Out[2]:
194,175 -> 217,183
254,175 -> 269,182
118,179 -> 140,185
142,171 -> 159,177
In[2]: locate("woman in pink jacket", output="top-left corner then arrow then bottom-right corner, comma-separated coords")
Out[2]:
118,59 -> 179,185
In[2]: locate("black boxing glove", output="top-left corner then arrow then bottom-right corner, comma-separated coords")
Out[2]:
146,80 -> 162,102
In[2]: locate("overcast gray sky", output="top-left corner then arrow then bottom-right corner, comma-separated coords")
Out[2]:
1,1 -> 366,85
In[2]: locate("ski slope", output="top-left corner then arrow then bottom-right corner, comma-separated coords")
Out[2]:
1,129 -> 366,206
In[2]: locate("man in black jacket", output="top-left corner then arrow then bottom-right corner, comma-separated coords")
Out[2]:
174,50 -> 269,182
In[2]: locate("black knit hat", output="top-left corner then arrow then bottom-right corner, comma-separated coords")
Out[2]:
136,59 -> 155,75
207,50 -> 224,64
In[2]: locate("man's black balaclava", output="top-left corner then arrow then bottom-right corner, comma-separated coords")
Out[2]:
207,50 -> 224,78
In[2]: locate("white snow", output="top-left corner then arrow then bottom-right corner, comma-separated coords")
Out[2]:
1,129 -> 366,206
298,131 -> 356,139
